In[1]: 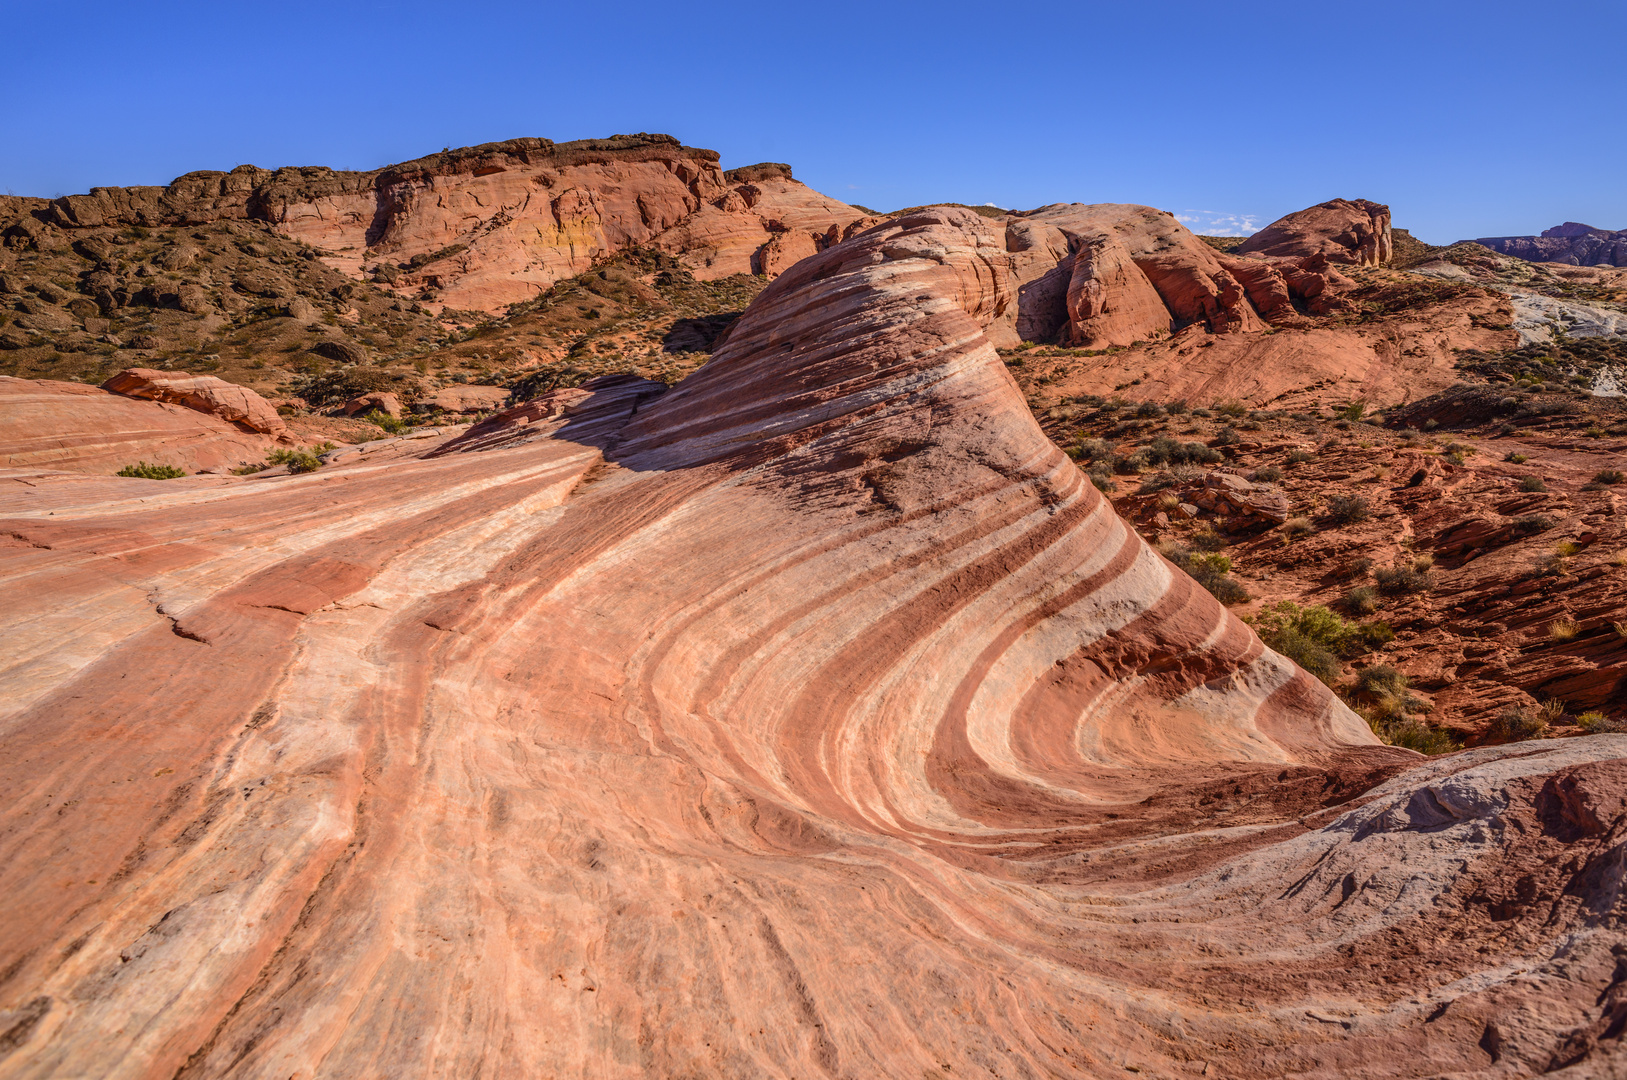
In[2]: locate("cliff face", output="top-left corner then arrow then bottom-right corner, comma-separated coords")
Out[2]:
1477,222 -> 1627,267
4,135 -> 875,312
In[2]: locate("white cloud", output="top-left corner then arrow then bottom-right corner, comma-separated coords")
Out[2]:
1174,210 -> 1261,237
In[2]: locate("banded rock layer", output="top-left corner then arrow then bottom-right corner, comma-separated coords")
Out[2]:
1,209 -> 1624,1078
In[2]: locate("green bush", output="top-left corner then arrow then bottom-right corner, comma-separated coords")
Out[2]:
362,408 -> 410,435
117,461 -> 186,479
1504,450 -> 1529,464
1251,465 -> 1283,483
1165,547 -> 1249,605
1214,426 -> 1240,446
1213,399 -> 1248,418
1379,720 -> 1457,754
267,448 -> 323,474
1165,399 -> 1189,415
1594,469 -> 1625,485
1519,475 -> 1547,492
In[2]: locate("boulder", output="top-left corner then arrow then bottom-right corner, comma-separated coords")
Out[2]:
341,391 -> 402,419
1235,198 -> 1393,265
418,384 -> 511,415
101,367 -> 289,438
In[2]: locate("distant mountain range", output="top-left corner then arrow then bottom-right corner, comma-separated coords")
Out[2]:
1475,221 -> 1627,267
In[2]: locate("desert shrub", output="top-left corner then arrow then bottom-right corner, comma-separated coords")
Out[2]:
1519,475 -> 1547,492
1549,617 -> 1582,641
1344,555 -> 1374,578
1374,559 -> 1435,595
1486,705 -> 1546,743
1379,720 -> 1457,755
1424,418 -> 1439,429
1360,621 -> 1396,648
1190,407 -> 1213,418
1337,401 -> 1367,421
1256,603 -> 1371,683
1141,436 -> 1221,467
1594,469 -> 1625,485
1281,516 -> 1314,538
1213,426 -> 1241,446
1251,465 -> 1283,483
1165,399 -> 1189,415
1504,450 -> 1529,464
1324,494 -> 1371,525
1578,711 -> 1627,734
1346,586 -> 1379,614
361,409 -> 409,435
1189,527 -> 1227,552
267,448 -> 322,474
1553,541 -> 1581,558
1213,399 -> 1248,418
116,461 -> 186,479
1073,437 -> 1112,461
1355,663 -> 1408,698
1286,449 -> 1315,464
291,368 -> 421,408
1512,514 -> 1554,536
1165,547 -> 1249,605
1134,400 -> 1164,419
1087,466 -> 1115,493
1156,492 -> 1182,512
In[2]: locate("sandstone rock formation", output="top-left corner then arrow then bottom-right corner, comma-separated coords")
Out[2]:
1236,197 -> 1393,265
11,135 -> 874,312
101,367 -> 289,438
2,206 -> 1624,1078
0,375 -> 280,473
1477,222 -> 1627,267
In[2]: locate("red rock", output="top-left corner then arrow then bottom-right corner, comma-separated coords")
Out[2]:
1236,198 -> 1393,265
341,391 -> 402,418
101,367 -> 288,438
0,375 -> 278,473
1,205 -> 1624,1080
419,383 -> 511,414
33,138 -> 874,313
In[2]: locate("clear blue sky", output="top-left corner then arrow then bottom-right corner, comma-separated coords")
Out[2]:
3,0 -> 1623,244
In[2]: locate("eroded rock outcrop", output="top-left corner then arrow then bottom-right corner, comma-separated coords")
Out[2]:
0,375 -> 281,473
1236,197 -> 1393,265
101,367 -> 288,438
14,135 -> 874,312
1,206 -> 1623,1078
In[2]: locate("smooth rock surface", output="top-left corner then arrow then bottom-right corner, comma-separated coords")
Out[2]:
0,208 -> 1623,1079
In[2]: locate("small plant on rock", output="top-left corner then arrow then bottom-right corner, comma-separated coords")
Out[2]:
1346,585 -> 1380,614
1511,514 -> 1554,536
1324,494 -> 1371,525
1487,705 -> 1546,743
1549,617 -> 1582,642
1594,468 -> 1624,485
1374,558 -> 1436,595
1163,546 -> 1249,605
1504,450 -> 1529,464
116,461 -> 186,479
1251,465 -> 1282,483
1281,516 -> 1314,538
1519,475 -> 1547,492
1286,449 -> 1315,465
267,448 -> 323,474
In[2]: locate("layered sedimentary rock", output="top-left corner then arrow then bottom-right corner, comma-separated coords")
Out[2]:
101,367 -> 289,438
2,207 -> 1624,1078
0,375 -> 280,473
1236,197 -> 1393,265
7,135 -> 872,311
1476,222 -> 1627,267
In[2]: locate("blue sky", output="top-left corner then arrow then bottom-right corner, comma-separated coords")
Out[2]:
3,0 -> 1623,244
